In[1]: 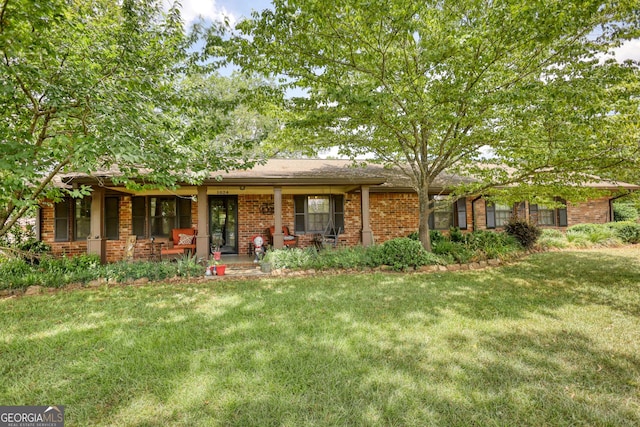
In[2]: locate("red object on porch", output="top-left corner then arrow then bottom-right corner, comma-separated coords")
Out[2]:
266,226 -> 299,248
161,228 -> 197,259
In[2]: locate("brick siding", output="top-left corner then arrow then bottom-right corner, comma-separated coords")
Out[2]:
40,191 -> 613,261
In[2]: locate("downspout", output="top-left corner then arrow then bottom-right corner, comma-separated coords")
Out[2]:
470,195 -> 482,231
608,192 -> 630,222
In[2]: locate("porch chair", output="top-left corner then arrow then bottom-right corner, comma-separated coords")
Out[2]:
266,225 -> 299,248
161,228 -> 197,259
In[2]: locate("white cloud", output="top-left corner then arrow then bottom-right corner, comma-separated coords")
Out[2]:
165,0 -> 237,26
614,39 -> 640,62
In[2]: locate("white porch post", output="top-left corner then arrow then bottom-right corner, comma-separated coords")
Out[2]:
196,186 -> 210,260
361,185 -> 374,246
273,186 -> 284,249
87,186 -> 107,263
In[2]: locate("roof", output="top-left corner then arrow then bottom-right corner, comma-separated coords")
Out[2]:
59,158 -> 638,192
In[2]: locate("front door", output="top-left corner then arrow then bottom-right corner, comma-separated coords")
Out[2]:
209,196 -> 238,254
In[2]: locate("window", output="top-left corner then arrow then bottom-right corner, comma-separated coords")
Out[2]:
74,198 -> 92,240
55,197 -> 93,241
529,199 -> 568,226
105,197 -> 119,240
294,195 -> 344,233
431,196 -> 454,230
132,196 -> 192,238
486,203 -> 514,229
429,197 -> 467,230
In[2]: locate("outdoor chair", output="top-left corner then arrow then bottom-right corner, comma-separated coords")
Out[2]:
266,225 -> 299,248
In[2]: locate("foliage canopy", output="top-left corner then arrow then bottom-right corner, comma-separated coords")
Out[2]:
230,0 -> 640,249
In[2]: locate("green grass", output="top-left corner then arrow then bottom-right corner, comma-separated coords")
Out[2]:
2,247 -> 640,426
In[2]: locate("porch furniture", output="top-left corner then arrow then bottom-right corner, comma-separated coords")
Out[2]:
321,222 -> 342,248
266,225 -> 299,248
160,228 -> 197,259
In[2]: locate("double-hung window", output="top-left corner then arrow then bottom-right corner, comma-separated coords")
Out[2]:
428,196 -> 468,230
529,199 -> 568,226
486,203 -> 515,229
54,197 -> 92,241
294,195 -> 344,233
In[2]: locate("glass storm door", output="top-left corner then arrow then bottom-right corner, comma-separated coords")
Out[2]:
209,196 -> 238,254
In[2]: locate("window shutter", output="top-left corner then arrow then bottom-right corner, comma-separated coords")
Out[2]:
177,198 -> 192,228
333,195 -> 344,231
486,202 -> 496,229
516,202 -> 526,219
456,198 -> 467,230
557,199 -> 568,227
529,204 -> 538,224
294,196 -> 306,232
105,197 -> 119,240
54,199 -> 70,241
132,197 -> 146,238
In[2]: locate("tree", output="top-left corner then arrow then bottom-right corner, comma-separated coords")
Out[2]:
0,0 -> 266,240
229,0 -> 640,250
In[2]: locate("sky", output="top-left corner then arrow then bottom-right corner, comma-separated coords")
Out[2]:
175,0 -> 639,62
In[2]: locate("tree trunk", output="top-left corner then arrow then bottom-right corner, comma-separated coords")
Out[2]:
417,183 -> 432,252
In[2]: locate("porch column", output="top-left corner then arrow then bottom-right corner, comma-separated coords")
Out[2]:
87,187 -> 107,264
361,185 -> 374,246
196,186 -> 210,260
273,186 -> 284,249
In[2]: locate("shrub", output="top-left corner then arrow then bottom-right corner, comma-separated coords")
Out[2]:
565,230 -> 593,248
432,240 -> 474,264
613,202 -> 639,222
407,230 -> 446,245
568,223 -> 606,234
608,221 -> 640,244
504,218 -> 542,249
449,227 -> 465,243
379,237 -> 432,271
537,229 -> 569,249
263,248 -> 313,269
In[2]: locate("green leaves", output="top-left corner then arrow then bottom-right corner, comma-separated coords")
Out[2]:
231,0 -> 640,249
0,0 -> 272,237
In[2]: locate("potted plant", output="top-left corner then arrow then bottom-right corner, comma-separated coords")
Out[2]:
211,235 -> 223,261
206,258 -> 226,276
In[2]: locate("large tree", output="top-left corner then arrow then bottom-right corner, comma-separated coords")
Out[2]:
0,0 -> 265,240
230,0 -> 640,250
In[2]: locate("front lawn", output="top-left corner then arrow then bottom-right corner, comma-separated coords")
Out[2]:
1,248 -> 640,426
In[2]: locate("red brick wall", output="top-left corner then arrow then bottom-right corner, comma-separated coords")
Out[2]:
40,192 -> 614,261
472,197 -> 611,230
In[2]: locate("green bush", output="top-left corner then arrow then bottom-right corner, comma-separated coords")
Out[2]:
379,237 -> 433,271
608,221 -> 640,244
613,202 -> 639,222
565,230 -> 593,248
568,223 -> 606,234
407,230 -> 446,245
537,229 -> 569,249
449,227 -> 465,243
263,248 -> 313,269
432,240 -> 474,264
504,218 -> 542,249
